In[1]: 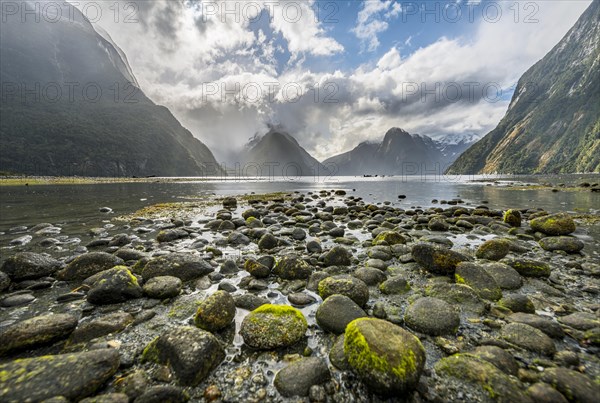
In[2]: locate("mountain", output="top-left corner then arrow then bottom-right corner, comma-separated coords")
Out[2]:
448,0 -> 600,174
323,128 -> 475,176
238,127 -> 331,177
0,1 -> 223,177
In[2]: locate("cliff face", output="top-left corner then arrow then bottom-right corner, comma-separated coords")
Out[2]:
0,1 -> 223,176
448,0 -> 600,174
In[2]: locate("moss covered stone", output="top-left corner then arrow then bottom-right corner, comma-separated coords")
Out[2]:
56,252 -> 124,281
435,354 -> 533,402
372,231 -> 406,246
194,290 -> 236,332
411,243 -> 470,275
344,318 -> 425,395
503,209 -> 522,227
540,368 -> 598,403
476,239 -> 511,261
506,259 -> 551,278
538,236 -> 584,253
318,275 -> 369,307
0,313 -> 78,355
244,258 -> 271,278
404,297 -> 460,336
87,266 -> 143,305
530,212 -> 576,236
240,304 -> 307,349
141,326 -> 224,386
500,323 -> 556,356
273,255 -> 311,280
0,349 -> 120,402
455,262 -> 502,301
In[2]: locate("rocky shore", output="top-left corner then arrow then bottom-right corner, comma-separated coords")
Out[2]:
1,191 -> 599,402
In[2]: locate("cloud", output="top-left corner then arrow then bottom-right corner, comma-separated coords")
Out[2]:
352,0 -> 401,52
79,0 -> 592,162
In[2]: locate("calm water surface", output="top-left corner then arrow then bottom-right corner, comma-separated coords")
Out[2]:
1,175 -> 598,237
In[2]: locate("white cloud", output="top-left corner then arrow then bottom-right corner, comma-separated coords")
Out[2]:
353,0 -> 402,52
79,0 -> 593,162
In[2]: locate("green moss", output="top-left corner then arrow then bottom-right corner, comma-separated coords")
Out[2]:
455,274 -> 465,284
252,304 -> 307,327
141,337 -> 160,363
344,319 -> 420,380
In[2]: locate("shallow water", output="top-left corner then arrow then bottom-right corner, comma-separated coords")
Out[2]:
1,175 -> 599,232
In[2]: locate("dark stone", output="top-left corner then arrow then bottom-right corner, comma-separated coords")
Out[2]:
316,294 -> 367,334
318,275 -> 369,307
322,246 -> 352,267
69,312 -> 134,345
142,327 -> 224,386
405,297 -> 460,336
133,386 -> 189,403
142,276 -> 182,299
194,291 -> 236,332
274,255 -> 312,280
57,252 -> 124,281
411,243 -> 470,275
0,349 -> 120,402
0,313 -> 78,355
1,252 -> 63,281
540,368 -> 597,403
87,267 -> 142,305
142,253 -> 213,281
274,358 -> 331,397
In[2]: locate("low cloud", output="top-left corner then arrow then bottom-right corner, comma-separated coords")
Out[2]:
78,0 -> 591,161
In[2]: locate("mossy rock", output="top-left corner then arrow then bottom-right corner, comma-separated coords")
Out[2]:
87,266 -> 142,305
240,304 -> 307,349
141,326 -> 224,386
455,262 -> 502,301
425,282 -> 486,315
322,246 -> 352,266
404,297 -> 460,336
372,231 -> 406,246
505,259 -> 551,278
273,256 -> 312,280
538,236 -> 584,253
56,252 -> 124,281
503,210 -> 522,227
530,213 -> 576,236
318,275 -> 369,307
476,239 -> 511,261
379,276 -> 410,295
0,349 -> 120,402
435,354 -> 533,402
411,243 -> 470,275
500,323 -> 556,356
0,313 -> 78,355
244,258 -> 271,278
540,367 -> 598,403
194,290 -> 236,332
343,318 -> 426,395
0,251 -> 63,281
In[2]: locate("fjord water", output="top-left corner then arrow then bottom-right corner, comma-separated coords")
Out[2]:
1,175 -> 599,233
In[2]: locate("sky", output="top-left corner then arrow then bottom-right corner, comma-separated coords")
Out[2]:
76,0 -> 593,161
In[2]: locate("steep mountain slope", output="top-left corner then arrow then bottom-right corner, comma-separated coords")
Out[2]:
0,1 -> 222,176
448,0 -> 600,174
240,128 -> 331,177
324,128 -> 474,175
